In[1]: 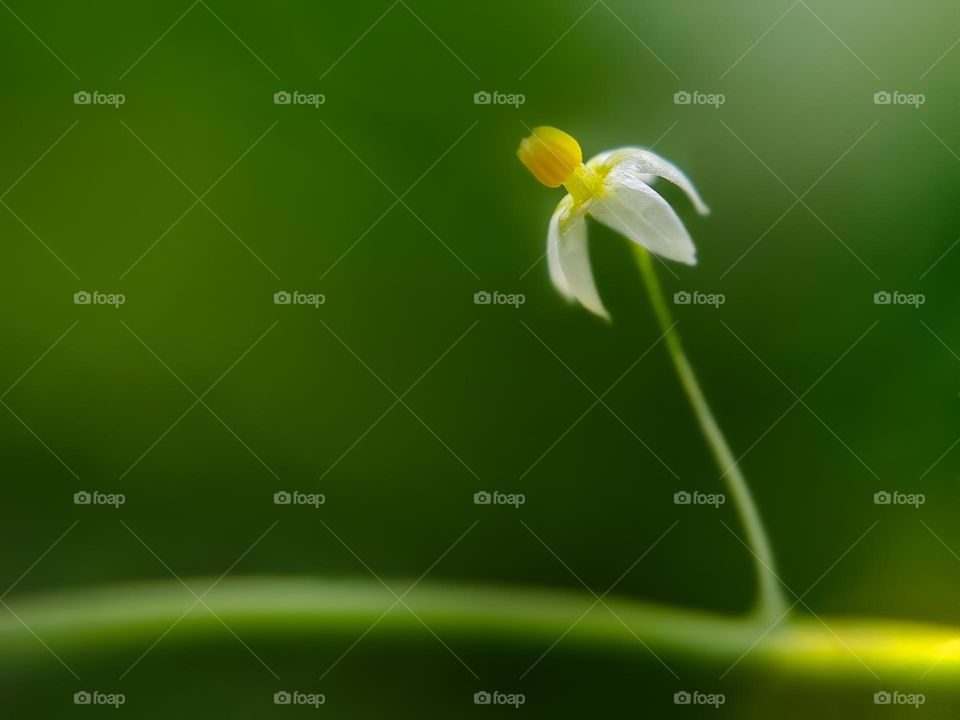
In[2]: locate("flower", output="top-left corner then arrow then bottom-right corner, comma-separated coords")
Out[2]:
517,126 -> 710,320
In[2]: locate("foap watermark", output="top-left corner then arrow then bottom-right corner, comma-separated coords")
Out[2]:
874,690 -> 925,708
874,290 -> 924,308
674,90 -> 725,108
74,690 -> 125,708
874,91 -> 925,108
674,290 -> 725,308
474,290 -> 525,308
274,491 -> 325,508
273,91 -> 326,108
874,491 -> 925,508
473,91 -> 525,108
74,91 -> 125,108
674,490 -> 725,509
273,690 -> 326,708
674,690 -> 725,708
473,690 -> 525,708
274,290 -> 325,308
74,290 -> 125,308
74,490 -> 125,509
474,490 -> 525,509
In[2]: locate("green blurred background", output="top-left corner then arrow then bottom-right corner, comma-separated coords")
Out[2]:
2,0 -> 960,716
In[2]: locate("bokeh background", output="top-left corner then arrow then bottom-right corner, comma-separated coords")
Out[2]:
2,0 -> 960,716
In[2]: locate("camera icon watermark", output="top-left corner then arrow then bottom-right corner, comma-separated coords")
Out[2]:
873,91 -> 925,108
673,690 -> 725,707
674,90 -> 725,108
873,490 -> 925,508
74,490 -> 126,509
473,490 -> 525,509
473,90 -> 526,108
273,490 -> 325,508
273,90 -> 326,108
873,690 -> 925,707
673,290 -> 725,308
273,290 -> 325,308
673,490 -> 725,509
74,90 -> 126,108
273,690 -> 326,707
74,690 -> 125,707
473,290 -> 525,308
473,690 -> 525,707
873,290 -> 924,308
74,290 -> 126,308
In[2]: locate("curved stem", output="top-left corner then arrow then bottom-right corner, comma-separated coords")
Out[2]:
633,246 -> 788,623
3,578 -> 960,685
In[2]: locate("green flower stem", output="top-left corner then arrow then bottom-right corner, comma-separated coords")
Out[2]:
2,578 -> 959,683
633,246 -> 788,623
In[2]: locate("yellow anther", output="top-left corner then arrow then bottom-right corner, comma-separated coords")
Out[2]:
517,126 -> 584,189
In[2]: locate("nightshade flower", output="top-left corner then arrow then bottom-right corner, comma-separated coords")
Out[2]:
518,126 -> 710,320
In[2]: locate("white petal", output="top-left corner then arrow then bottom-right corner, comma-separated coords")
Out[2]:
547,195 -> 610,320
587,147 -> 710,216
587,148 -> 657,186
589,164 -> 697,265
547,196 -> 573,300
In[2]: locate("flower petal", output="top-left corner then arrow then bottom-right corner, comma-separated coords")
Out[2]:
547,196 -> 574,300
587,147 -> 710,216
586,148 -> 656,187
547,195 -> 610,320
589,164 -> 697,265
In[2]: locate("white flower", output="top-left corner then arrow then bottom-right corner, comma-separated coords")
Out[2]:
518,126 -> 709,320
